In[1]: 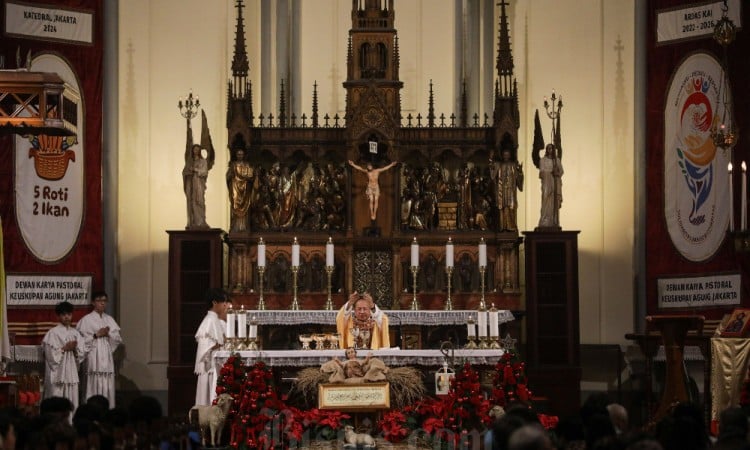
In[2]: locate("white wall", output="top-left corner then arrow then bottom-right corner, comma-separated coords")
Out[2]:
116,0 -> 636,394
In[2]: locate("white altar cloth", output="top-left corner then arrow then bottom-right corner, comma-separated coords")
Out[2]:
213,348 -> 506,370
245,310 -> 515,326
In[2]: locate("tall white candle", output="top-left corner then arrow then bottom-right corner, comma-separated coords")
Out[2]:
477,310 -> 487,337
467,319 -> 476,338
226,310 -> 236,339
478,238 -> 487,267
729,163 -> 734,232
743,162 -> 747,230
411,237 -> 419,267
249,317 -> 258,339
257,238 -> 266,267
446,238 -> 454,267
326,237 -> 334,267
292,237 -> 300,267
489,310 -> 499,338
236,308 -> 247,338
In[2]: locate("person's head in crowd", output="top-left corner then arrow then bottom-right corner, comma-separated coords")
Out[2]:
606,403 -> 629,434
554,415 -> 585,449
505,401 -> 541,425
0,408 -> 16,450
714,406 -> 749,450
625,440 -> 664,450
490,414 -> 526,450
128,395 -> 163,427
39,396 -> 74,423
655,403 -> 709,450
43,419 -> 76,450
581,392 -> 611,423
85,395 -> 109,418
54,301 -> 74,327
507,423 -> 554,450
583,412 -> 616,449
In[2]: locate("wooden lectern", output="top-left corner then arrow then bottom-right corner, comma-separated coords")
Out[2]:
645,315 -> 704,424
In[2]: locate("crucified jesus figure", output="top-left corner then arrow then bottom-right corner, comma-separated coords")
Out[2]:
348,159 -> 398,221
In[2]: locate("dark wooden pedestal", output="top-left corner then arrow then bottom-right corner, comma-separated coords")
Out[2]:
523,230 -> 581,418
167,229 -> 225,416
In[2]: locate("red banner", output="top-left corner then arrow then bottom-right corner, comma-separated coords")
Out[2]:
0,0 -> 103,344
646,0 -> 749,317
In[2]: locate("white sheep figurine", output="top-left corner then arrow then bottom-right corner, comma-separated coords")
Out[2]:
344,425 -> 376,448
189,393 -> 234,447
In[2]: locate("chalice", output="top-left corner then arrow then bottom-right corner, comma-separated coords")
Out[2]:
360,328 -> 371,350
313,333 -> 327,350
351,327 -> 361,349
299,334 -> 312,350
329,333 -> 341,350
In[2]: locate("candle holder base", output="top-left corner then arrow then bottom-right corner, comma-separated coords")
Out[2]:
478,336 -> 489,349
489,337 -> 501,349
247,337 -> 258,351
235,338 -> 248,351
464,338 -> 478,349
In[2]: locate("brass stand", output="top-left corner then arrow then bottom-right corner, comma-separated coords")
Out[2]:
445,266 -> 454,311
257,266 -> 266,310
478,335 -> 489,349
410,266 -> 420,310
290,266 -> 300,310
478,266 -> 487,310
247,337 -> 258,350
325,266 -> 334,310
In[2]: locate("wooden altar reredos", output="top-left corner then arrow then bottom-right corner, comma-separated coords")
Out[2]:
223,0 -> 523,313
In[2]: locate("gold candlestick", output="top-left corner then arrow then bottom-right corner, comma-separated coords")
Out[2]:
478,265 -> 487,310
410,266 -> 420,310
478,335 -> 489,349
290,265 -> 300,310
257,266 -> 266,310
325,265 -> 334,310
445,266 -> 454,311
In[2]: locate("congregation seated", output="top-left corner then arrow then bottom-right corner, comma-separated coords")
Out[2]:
336,292 -> 389,350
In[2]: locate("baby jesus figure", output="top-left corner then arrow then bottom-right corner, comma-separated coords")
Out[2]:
336,347 -> 371,378
321,347 -> 388,384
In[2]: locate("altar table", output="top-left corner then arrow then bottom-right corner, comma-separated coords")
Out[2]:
212,348 -> 506,402
245,309 -> 515,326
213,348 -> 507,369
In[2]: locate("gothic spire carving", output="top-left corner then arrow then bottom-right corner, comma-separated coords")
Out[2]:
496,0 -> 514,97
231,0 -> 249,96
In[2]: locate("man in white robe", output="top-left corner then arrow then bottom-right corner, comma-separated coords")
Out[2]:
194,288 -> 230,406
76,291 -> 122,407
43,301 -> 86,409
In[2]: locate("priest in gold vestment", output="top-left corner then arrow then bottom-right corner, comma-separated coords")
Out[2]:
336,292 -> 390,349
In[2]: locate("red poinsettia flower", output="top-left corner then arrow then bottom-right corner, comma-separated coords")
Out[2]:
422,417 -> 445,433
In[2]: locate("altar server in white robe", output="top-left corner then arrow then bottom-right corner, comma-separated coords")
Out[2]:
43,301 -> 86,409
76,291 -> 122,407
194,288 -> 230,406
